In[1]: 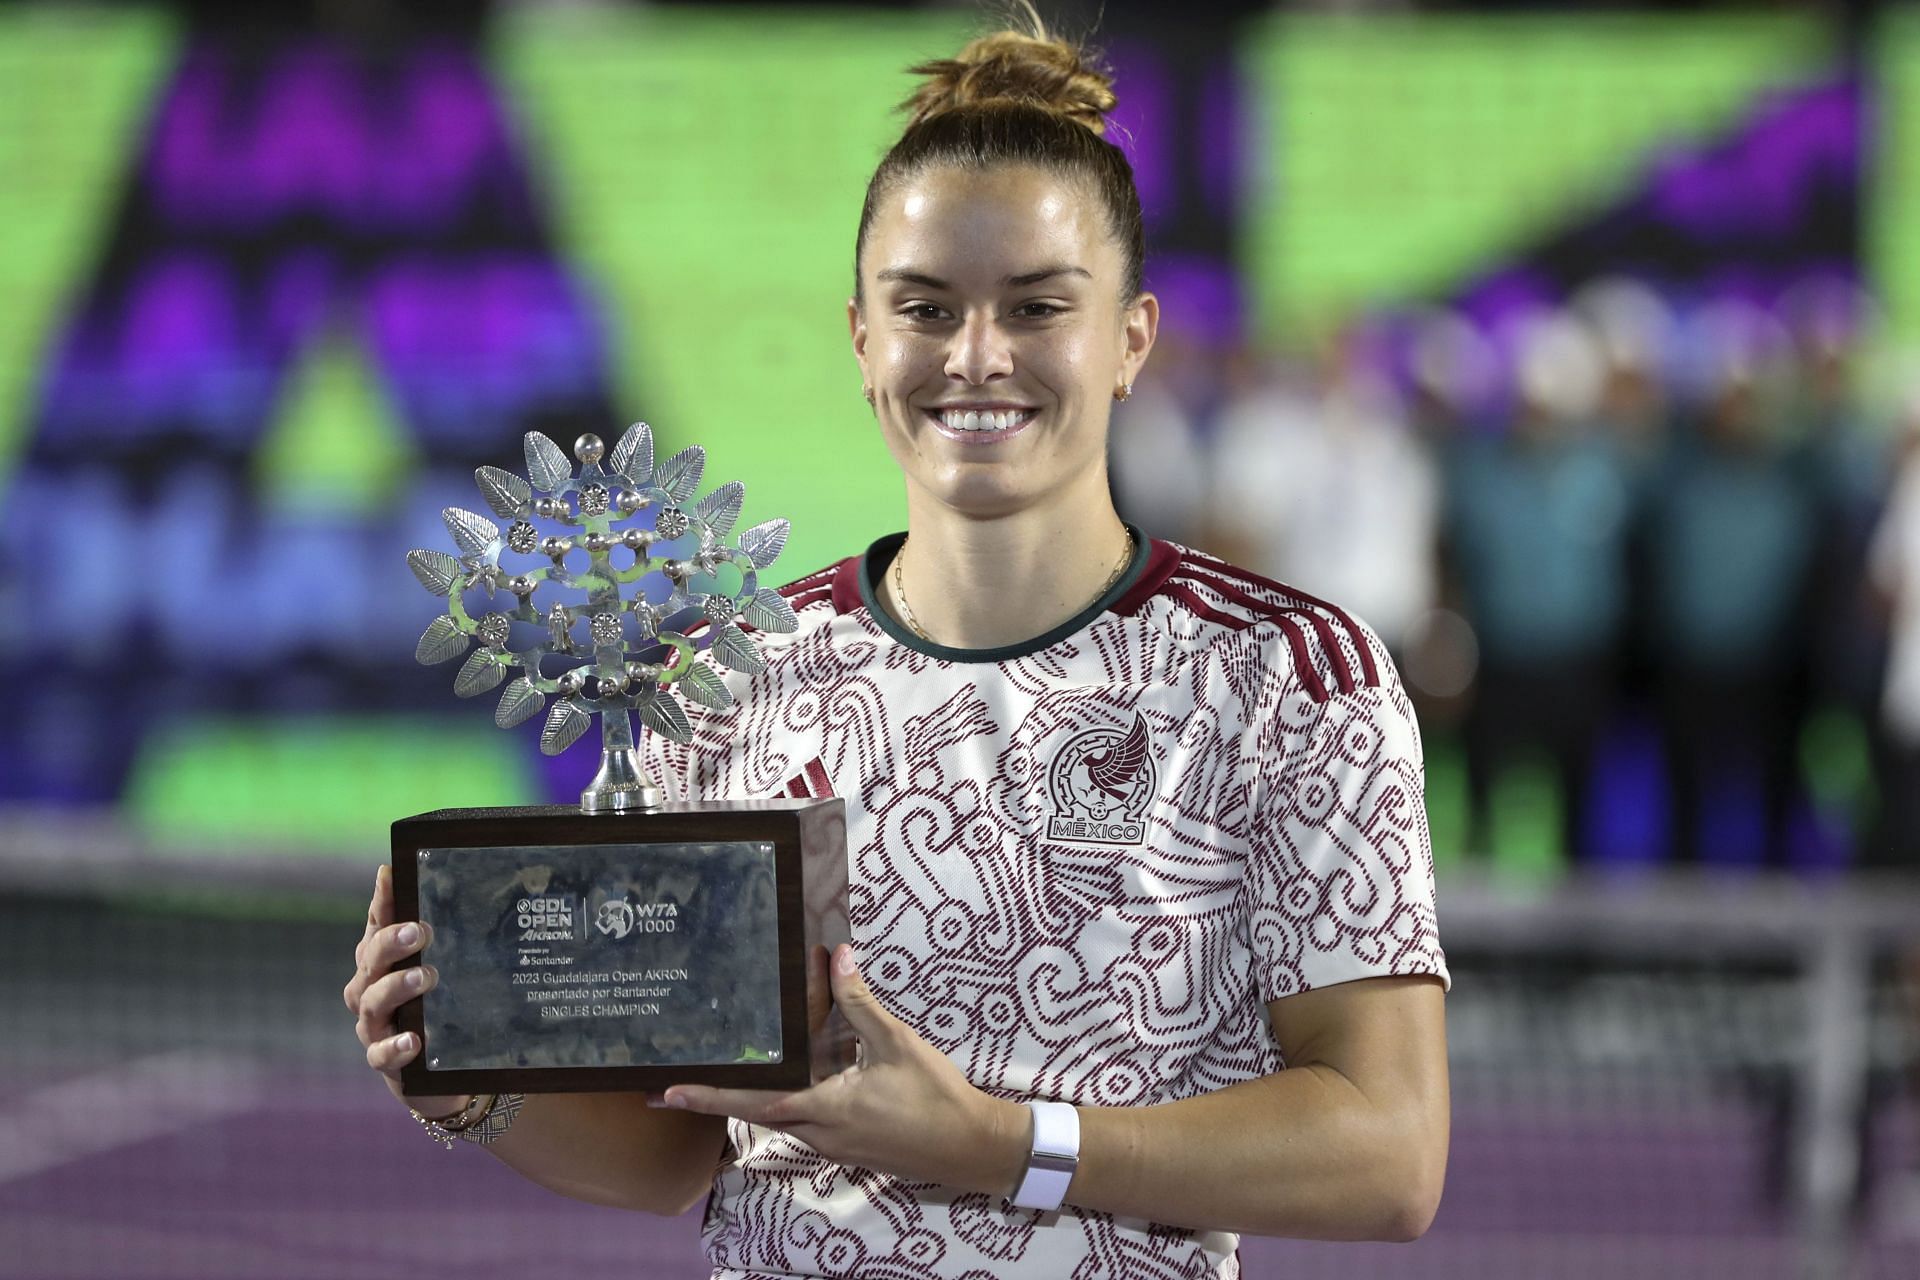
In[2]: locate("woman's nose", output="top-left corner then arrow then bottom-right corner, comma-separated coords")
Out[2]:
944,312 -> 1014,384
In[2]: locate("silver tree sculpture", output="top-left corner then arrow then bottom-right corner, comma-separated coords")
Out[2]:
407,425 -> 795,811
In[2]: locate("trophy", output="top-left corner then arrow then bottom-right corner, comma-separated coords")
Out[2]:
391,425 -> 850,1095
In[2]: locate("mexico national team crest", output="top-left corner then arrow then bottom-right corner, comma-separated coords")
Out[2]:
1044,713 -> 1157,847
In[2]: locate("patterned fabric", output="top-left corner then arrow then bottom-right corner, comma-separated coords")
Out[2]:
645,534 -> 1449,1280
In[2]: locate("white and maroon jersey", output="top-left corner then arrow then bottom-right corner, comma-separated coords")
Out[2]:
644,531 -> 1449,1280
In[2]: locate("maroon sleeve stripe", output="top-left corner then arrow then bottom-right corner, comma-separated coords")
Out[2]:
1183,554 -> 1379,689
1172,566 -> 1360,696
1269,613 -> 1331,704
1161,582 -> 1331,703
1272,585 -> 1377,687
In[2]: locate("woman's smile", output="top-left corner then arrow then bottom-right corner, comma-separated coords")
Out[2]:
924,404 -> 1040,443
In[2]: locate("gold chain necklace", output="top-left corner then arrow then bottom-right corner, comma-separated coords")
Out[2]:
891,528 -> 1136,645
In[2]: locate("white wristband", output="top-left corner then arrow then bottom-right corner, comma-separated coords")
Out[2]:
1009,1100 -> 1079,1212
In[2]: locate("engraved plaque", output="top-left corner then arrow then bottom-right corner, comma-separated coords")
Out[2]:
415,841 -> 783,1072
394,798 -> 851,1095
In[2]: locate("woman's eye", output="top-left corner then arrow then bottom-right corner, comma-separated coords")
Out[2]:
903,304 -> 947,322
1017,302 -> 1063,318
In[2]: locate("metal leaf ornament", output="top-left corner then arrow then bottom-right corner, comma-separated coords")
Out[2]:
495,677 -> 543,729
743,588 -> 798,634
680,664 -> 735,710
407,426 -> 793,769
416,615 -> 470,665
475,466 -> 531,520
711,623 -> 767,674
635,688 -> 694,742
407,549 -> 460,596
454,649 -> 506,698
739,519 -> 790,571
541,698 -> 593,755
524,431 -> 573,494
609,421 -> 655,486
442,507 -> 498,559
656,446 -> 705,505
694,481 -> 744,537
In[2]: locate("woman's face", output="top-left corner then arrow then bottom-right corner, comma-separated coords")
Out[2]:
850,164 -> 1156,520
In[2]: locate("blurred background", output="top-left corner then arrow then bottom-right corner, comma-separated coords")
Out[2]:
2,0 -> 1918,1275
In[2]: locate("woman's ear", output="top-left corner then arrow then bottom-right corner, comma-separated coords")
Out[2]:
1122,291 -> 1159,388
849,296 -> 869,373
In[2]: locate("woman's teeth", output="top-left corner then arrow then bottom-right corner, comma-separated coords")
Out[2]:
939,408 -> 1031,432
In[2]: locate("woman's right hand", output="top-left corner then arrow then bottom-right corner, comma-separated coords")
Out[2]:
343,865 -> 467,1115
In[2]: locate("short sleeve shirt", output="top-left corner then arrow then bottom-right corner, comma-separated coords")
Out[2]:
644,532 -> 1450,1280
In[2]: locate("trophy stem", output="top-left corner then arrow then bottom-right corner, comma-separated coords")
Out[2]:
580,708 -> 663,814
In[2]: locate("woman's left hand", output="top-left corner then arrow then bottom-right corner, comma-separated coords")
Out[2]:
660,945 -> 1028,1196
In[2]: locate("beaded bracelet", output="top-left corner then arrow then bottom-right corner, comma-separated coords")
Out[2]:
411,1092 -> 525,1149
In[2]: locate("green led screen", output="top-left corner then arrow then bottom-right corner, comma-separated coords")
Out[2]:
1874,7 -> 1920,345
1240,14 -> 1823,340
495,6 -> 971,577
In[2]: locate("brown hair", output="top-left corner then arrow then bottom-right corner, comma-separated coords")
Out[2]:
853,6 -> 1145,306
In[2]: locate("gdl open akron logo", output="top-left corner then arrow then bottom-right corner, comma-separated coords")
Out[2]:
1043,714 -> 1156,847
516,896 -> 576,941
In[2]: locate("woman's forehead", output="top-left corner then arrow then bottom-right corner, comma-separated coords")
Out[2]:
864,165 -> 1115,288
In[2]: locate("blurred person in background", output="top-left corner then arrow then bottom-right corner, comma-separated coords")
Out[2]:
1209,322 -> 1440,659
1108,327 -> 1213,548
1868,394 -> 1920,871
1779,281 -> 1890,840
1444,309 -> 1629,866
1862,392 -> 1920,1235
1572,279 -> 1678,717
1394,310 -> 1501,729
1644,303 -> 1814,867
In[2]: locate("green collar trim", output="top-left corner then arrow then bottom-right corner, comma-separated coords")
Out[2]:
855,524 -> 1151,664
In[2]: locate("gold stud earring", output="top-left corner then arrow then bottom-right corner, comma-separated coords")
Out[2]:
1114,383 -> 1133,402
863,386 -> 875,405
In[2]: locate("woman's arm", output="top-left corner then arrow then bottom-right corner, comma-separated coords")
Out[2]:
662,950 -> 1448,1242
346,867 -> 727,1216
1070,974 -> 1449,1240
478,1093 -> 727,1215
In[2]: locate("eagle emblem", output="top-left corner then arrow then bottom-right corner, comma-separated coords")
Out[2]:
1044,713 -> 1156,846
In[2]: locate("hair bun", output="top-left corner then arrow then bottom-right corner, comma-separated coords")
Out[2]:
903,26 -> 1117,136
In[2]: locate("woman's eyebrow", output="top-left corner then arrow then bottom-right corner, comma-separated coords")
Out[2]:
874,265 -> 1093,289
1004,265 -> 1092,287
875,267 -> 950,289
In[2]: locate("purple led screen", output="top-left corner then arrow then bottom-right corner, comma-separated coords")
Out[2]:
0,36 -> 618,804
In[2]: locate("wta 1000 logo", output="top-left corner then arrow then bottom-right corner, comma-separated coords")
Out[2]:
594,896 -> 680,939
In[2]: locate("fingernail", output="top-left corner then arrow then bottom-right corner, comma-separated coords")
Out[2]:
397,923 -> 420,947
405,967 -> 425,990
662,1091 -> 688,1109
835,945 -> 857,976
393,1032 -> 415,1052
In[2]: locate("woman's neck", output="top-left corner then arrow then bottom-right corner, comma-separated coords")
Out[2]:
878,480 -> 1135,651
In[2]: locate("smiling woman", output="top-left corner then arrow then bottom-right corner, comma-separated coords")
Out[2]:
343,6 -> 1450,1279
850,26 -> 1153,646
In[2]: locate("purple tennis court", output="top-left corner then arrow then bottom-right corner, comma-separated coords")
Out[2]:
4,886 -> 1916,1279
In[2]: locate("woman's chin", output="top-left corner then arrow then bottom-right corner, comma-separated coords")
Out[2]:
921,473 -> 1044,520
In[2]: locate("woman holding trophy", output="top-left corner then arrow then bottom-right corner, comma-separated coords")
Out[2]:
345,8 -> 1449,1275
